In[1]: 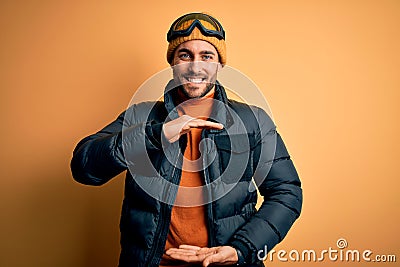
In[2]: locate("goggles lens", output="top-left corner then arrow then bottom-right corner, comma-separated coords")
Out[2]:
167,13 -> 225,42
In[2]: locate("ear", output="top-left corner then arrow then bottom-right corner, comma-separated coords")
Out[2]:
217,62 -> 223,71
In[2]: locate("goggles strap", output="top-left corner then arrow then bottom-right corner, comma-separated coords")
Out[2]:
167,16 -> 225,42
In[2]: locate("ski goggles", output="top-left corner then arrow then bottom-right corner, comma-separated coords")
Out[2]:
167,13 -> 225,42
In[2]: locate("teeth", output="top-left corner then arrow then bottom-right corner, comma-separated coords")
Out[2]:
188,78 -> 203,83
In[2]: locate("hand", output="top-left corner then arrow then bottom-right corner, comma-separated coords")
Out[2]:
165,245 -> 238,267
162,115 -> 223,143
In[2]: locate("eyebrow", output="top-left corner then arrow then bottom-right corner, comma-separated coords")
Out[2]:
177,48 -> 193,54
176,48 -> 216,55
200,50 -> 216,55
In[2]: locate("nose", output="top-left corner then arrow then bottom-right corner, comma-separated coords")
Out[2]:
189,61 -> 202,73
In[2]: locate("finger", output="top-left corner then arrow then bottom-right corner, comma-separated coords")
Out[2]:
187,120 -> 223,129
202,248 -> 236,267
208,122 -> 224,129
203,253 -> 224,267
192,120 -> 223,129
166,247 -> 199,253
166,248 -> 197,256
202,255 -> 215,267
186,120 -> 206,128
168,253 -> 207,263
181,120 -> 205,131
179,244 -> 202,251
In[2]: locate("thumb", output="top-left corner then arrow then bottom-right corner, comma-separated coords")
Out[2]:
202,254 -> 218,267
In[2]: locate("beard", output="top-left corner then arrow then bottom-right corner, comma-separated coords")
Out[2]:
172,64 -> 218,99
180,81 -> 215,99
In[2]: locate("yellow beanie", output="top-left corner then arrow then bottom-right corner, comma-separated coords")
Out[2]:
166,13 -> 226,65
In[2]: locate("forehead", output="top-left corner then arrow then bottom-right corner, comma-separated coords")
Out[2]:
175,40 -> 218,53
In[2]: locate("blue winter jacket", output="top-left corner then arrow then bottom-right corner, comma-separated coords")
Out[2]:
71,81 -> 302,266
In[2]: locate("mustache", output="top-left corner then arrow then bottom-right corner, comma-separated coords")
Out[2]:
181,71 -> 208,79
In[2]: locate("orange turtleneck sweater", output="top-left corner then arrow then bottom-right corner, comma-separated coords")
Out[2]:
160,89 -> 215,267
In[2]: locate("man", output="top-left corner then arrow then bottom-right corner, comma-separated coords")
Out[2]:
71,12 -> 302,267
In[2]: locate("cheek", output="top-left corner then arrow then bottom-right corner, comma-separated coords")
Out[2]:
205,65 -> 219,76
173,64 -> 187,76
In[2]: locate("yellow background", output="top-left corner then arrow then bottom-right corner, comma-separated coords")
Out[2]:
1,1 -> 399,266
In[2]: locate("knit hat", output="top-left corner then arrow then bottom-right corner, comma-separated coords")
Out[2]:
166,13 -> 226,65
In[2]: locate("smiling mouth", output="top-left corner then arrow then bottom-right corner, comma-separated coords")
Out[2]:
184,76 -> 207,84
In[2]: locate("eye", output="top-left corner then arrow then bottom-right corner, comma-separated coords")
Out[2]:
179,53 -> 191,60
202,55 -> 213,61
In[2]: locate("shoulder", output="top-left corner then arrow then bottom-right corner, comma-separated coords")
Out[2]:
124,100 -> 167,124
228,99 -> 275,134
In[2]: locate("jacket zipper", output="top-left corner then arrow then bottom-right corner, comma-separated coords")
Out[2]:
205,170 -> 216,248
147,146 -> 183,266
148,203 -> 171,266
203,130 -> 216,248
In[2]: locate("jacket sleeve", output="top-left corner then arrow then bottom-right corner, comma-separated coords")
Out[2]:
230,108 -> 303,263
71,105 -> 164,186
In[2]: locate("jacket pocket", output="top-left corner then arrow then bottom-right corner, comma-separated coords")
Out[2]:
120,204 -> 159,249
214,134 -> 255,183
